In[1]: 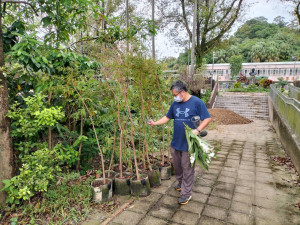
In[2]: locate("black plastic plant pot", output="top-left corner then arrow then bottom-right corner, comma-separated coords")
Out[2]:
103,170 -> 117,193
157,163 -> 172,180
114,172 -> 132,196
91,178 -> 113,203
148,167 -> 161,187
130,174 -> 151,197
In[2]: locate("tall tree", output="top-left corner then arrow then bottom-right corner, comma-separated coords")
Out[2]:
190,0 -> 197,77
273,16 -> 287,28
279,0 -> 300,25
0,2 -> 13,204
229,54 -> 243,78
158,0 -> 246,67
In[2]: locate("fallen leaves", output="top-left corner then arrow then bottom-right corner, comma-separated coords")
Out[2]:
92,200 -> 121,213
271,155 -> 300,187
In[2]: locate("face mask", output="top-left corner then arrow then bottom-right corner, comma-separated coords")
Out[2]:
174,95 -> 183,102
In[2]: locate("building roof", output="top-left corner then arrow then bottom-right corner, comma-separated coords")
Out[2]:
206,61 -> 300,67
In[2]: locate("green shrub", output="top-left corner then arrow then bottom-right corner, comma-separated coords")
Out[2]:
200,90 -> 212,103
233,82 -> 241,88
227,85 -> 270,93
258,78 -> 267,87
7,94 -> 65,156
8,94 -> 64,138
2,173 -> 94,224
1,144 -> 78,204
278,77 -> 288,88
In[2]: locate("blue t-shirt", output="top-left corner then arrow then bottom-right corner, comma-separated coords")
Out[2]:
166,96 -> 210,152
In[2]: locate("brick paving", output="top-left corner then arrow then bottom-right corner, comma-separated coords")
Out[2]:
85,120 -> 300,225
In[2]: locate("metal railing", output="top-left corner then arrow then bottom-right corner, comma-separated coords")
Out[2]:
270,84 -> 300,140
218,81 -> 235,90
289,85 -> 300,101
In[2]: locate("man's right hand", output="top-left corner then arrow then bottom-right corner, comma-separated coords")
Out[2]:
147,120 -> 155,126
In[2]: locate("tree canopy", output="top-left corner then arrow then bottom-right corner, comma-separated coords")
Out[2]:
157,0 -> 247,67
163,16 -> 300,69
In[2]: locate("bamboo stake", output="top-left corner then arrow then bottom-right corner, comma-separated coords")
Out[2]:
140,76 -> 152,171
108,124 -> 117,177
48,91 -> 53,149
155,73 -> 165,165
120,75 -> 140,180
76,115 -> 84,172
105,82 -> 124,178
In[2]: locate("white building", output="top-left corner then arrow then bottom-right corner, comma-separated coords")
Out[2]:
205,61 -> 300,81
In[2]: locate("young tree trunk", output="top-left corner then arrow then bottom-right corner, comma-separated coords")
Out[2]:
48,91 -> 53,149
76,115 -> 84,172
296,1 -> 300,25
0,6 -> 13,204
139,78 -> 152,171
121,76 -> 140,180
155,73 -> 165,165
167,126 -> 171,163
150,127 -> 155,164
119,130 -> 124,177
106,82 -> 124,177
73,83 -> 106,184
108,125 -> 117,177
139,125 -> 146,169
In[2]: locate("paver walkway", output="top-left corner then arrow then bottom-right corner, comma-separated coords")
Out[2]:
86,120 -> 300,225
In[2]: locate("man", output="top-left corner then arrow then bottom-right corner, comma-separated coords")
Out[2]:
147,80 -> 211,205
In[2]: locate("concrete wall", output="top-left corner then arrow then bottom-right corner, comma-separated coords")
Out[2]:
268,96 -> 300,173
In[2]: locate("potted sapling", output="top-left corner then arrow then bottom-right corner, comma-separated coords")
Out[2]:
74,83 -> 113,202
155,73 -> 172,180
139,78 -> 161,187
108,83 -> 132,195
121,75 -> 150,197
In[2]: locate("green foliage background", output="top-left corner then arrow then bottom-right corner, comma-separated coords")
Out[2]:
163,16 -> 300,68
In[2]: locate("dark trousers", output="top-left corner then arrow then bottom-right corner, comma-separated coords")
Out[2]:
171,147 -> 195,198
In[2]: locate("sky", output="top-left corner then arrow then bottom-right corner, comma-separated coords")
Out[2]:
155,0 -> 295,59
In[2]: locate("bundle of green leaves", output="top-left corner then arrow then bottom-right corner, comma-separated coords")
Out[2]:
184,124 -> 218,170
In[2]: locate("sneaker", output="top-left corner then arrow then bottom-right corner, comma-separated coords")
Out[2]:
178,196 -> 191,205
175,183 -> 181,191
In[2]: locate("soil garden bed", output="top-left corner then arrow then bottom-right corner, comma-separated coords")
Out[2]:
208,108 -> 253,125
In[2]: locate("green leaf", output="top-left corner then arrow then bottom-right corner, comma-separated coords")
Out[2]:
41,16 -> 52,27
1,179 -> 11,190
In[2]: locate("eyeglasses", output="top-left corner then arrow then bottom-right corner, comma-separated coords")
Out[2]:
173,91 -> 182,97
